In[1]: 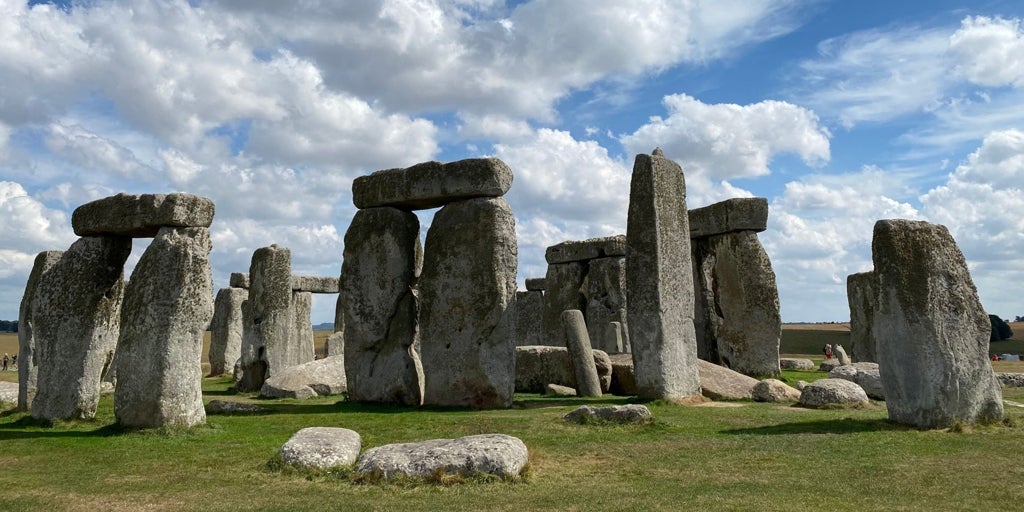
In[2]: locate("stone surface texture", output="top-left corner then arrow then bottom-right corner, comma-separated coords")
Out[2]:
72,193 -> 214,237
872,219 -> 1003,428
513,290 -> 544,346
206,399 -> 268,415
524,277 -> 546,291
834,344 -> 852,365
209,287 -> 248,376
355,434 -> 528,479
419,197 -> 517,409
229,272 -> 250,288
561,310 -> 602,397
544,235 -> 627,264
608,354 -> 637,396
290,291 -> 315,363
18,250 -> 64,411
780,358 -> 815,370
514,346 -> 611,393
687,197 -> 768,238
562,404 -> 652,424
752,379 -> 802,402
697,359 -> 759,400
237,245 -> 295,392
626,152 -> 700,400
544,383 -> 576,396
830,362 -> 884,400
31,236 -> 129,422
798,378 -> 870,408
259,357 -> 347,399
820,359 -> 841,372
279,427 -> 362,469
114,227 -> 212,429
290,275 -> 340,293
353,158 -> 513,210
847,271 -> 877,363
541,262 -> 586,347
340,207 -> 423,406
584,256 -> 628,353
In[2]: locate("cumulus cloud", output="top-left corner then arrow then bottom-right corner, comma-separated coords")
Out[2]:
949,16 -> 1024,88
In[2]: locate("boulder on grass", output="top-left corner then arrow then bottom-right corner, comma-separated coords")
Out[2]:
259,357 -> 347,400
798,378 -> 869,408
206,400 -> 268,415
819,359 -> 841,372
752,379 -> 801,402
278,427 -> 362,469
563,404 -> 652,424
830,362 -> 884,400
698,359 -> 759,400
780,358 -> 815,370
355,434 -> 527,479
544,384 -> 576,396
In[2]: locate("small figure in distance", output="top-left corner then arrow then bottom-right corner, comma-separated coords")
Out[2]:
1,353 -> 8,371
823,344 -> 833,360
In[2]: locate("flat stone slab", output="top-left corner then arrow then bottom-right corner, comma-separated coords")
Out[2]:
279,427 -> 362,470
698,359 -> 759,400
229,272 -> 250,288
798,378 -> 869,408
752,379 -> 801,402
563,404 -> 652,424
290,276 -> 339,294
72,193 -> 214,237
205,400 -> 268,415
355,434 -> 528,479
780,358 -> 815,370
524,277 -> 546,291
544,383 -> 576,396
688,197 -> 768,238
545,235 -> 627,264
0,381 -> 18,404
352,158 -> 513,210
259,357 -> 347,400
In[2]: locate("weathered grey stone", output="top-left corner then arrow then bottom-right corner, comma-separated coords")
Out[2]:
325,331 -> 344,358
872,219 -> 1003,428
608,353 -> 636,396
830,362 -> 884,400
72,193 -> 214,237
206,399 -> 268,415
561,310 -> 602,397
524,277 -> 546,291
562,404 -> 652,424
114,227 -> 212,429
795,380 -> 810,391
780,358 -> 815,370
513,290 -> 544,347
544,383 -> 576,396
290,291 -> 315,363
545,235 -> 627,264
0,382 -> 18,404
697,359 -> 759,400
616,308 -> 631,353
834,344 -> 851,365
798,378 -> 870,408
340,207 -> 423,406
847,271 -> 877,363
997,373 -> 1024,387
752,379 -> 801,402
541,262 -> 585,347
229,272 -> 250,289
353,158 -> 513,210
99,381 -> 114,395
626,151 -> 700,400
355,434 -> 527,479
687,197 -> 768,238
420,197 -> 517,409
514,346 -> 612,393
692,231 -> 781,378
18,250 -> 63,411
584,256 -> 628,354
259,357 -> 347,399
604,322 -> 624,354
237,245 -> 296,392
209,287 -> 248,376
31,236 -> 129,422
819,359 -> 841,372
290,275 -> 339,293
279,427 -> 362,470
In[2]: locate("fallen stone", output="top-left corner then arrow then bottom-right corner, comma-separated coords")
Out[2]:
18,250 -> 64,411
545,235 -> 626,264
795,380 -> 810,391
229,272 -> 250,289
279,427 -> 362,470
290,275 -> 339,293
352,158 -> 513,210
355,434 -> 527,479
687,197 -> 768,238
562,310 -> 602,397
209,287 -> 248,376
259,357 -> 347,399
697,359 -> 759,400
819,359 -> 841,372
206,399 -> 268,415
72,193 -> 214,237
752,379 -> 801,402
562,404 -> 652,424
780,358 -> 815,370
515,346 -> 612,393
830,362 -> 884,400
798,378 -> 870,408
524,277 -> 546,291
544,383 -> 576,396
847,271 -> 877,362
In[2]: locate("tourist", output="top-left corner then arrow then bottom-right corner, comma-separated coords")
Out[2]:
2,353 -> 8,371
823,344 -> 833,359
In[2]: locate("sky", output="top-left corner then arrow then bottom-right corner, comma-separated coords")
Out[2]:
1,0 -> 1023,325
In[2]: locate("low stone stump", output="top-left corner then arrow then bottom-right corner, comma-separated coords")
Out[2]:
259,357 -> 347,400
780,358 -> 815,370
798,379 -> 870,408
563,405 -> 652,425
206,400 -> 268,415
997,373 -> 1024,387
545,384 -> 576,396
819,359 -> 841,372
698,359 -> 758,400
355,434 -> 527,480
515,346 -> 612,393
752,379 -> 801,402
278,427 -> 362,470
830,362 -> 884,400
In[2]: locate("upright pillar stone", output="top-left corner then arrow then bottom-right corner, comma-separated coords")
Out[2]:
209,287 -> 248,376
237,245 -> 294,392
625,150 -> 700,400
561,310 -> 602,397
291,291 -> 315,362
340,208 -> 423,406
514,290 -> 544,346
114,227 -> 213,428
584,256 -> 627,353
17,251 -> 64,411
420,197 -> 517,409
541,262 -> 585,346
872,219 -> 1003,428
31,236 -> 130,422
847,271 -> 877,363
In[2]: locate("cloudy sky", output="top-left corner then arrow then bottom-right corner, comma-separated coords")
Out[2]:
2,0 -> 1023,324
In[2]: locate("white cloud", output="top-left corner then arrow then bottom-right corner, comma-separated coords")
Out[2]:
949,16 -> 1024,88
46,123 -> 156,180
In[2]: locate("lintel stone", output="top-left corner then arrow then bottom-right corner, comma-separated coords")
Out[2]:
352,158 -> 513,210
72,193 -> 214,237
545,234 -> 626,264
230,272 -> 250,289
290,275 -> 340,294
524,277 -> 546,291
688,197 -> 768,238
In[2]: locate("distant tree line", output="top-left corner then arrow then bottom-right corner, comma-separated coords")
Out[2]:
0,320 -> 17,333
990,315 -> 1013,342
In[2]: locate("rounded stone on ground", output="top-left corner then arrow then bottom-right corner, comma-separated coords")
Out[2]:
798,378 -> 870,408
779,358 -> 815,370
278,427 -> 362,470
355,434 -> 527,479
206,400 -> 268,415
752,379 -> 801,402
819,359 -> 841,372
829,362 -> 884,400
562,404 -> 652,424
544,383 -> 576,396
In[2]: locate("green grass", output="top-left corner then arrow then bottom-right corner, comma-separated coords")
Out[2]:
2,376 -> 1024,511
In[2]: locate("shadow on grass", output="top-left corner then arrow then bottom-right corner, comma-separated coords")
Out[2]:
512,395 -> 637,409
0,418 -> 125,440
722,417 -> 905,436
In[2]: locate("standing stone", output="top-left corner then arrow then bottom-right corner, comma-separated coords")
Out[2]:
209,287 -> 248,376
237,245 -> 294,392
616,308 -> 631,353
17,251 -> 64,411
626,151 -> 700,400
584,256 -> 627,353
340,207 -> 423,406
847,271 -> 877,363
31,236 -> 130,422
541,262 -> 586,346
605,322 -> 624,353
291,291 -> 315,362
420,197 -> 517,409
872,219 -> 1003,428
514,290 -> 544,346
561,310 -> 602,397
115,227 -> 212,428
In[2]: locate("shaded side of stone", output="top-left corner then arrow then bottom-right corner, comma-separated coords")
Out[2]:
290,275 -> 340,293
237,245 -> 293,392
290,291 -> 315,363
209,287 -> 248,376
72,192 -> 214,237
18,250 -> 64,411
584,256 -> 627,353
545,235 -> 627,264
688,197 -> 768,238
352,158 -> 513,210
513,290 -> 544,347
524,277 -> 546,291
847,271 -> 877,363
541,262 -> 586,347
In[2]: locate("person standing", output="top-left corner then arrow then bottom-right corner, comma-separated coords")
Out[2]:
2,353 -> 8,371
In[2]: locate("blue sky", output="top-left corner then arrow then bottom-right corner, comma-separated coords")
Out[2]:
2,0 -> 1023,324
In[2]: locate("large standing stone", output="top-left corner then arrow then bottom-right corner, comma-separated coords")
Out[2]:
513,290 -> 544,346
31,236 -> 130,422
541,262 -> 585,347
209,287 -> 248,376
871,219 -> 1003,428
340,207 -> 423,406
626,151 -> 700,400
584,256 -> 627,353
290,291 -> 315,363
114,227 -> 212,428
72,192 -> 214,237
17,251 -> 64,411
237,245 -> 294,392
561,310 -> 602,397
352,158 -> 513,210
420,197 -> 517,409
847,271 -> 877,363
